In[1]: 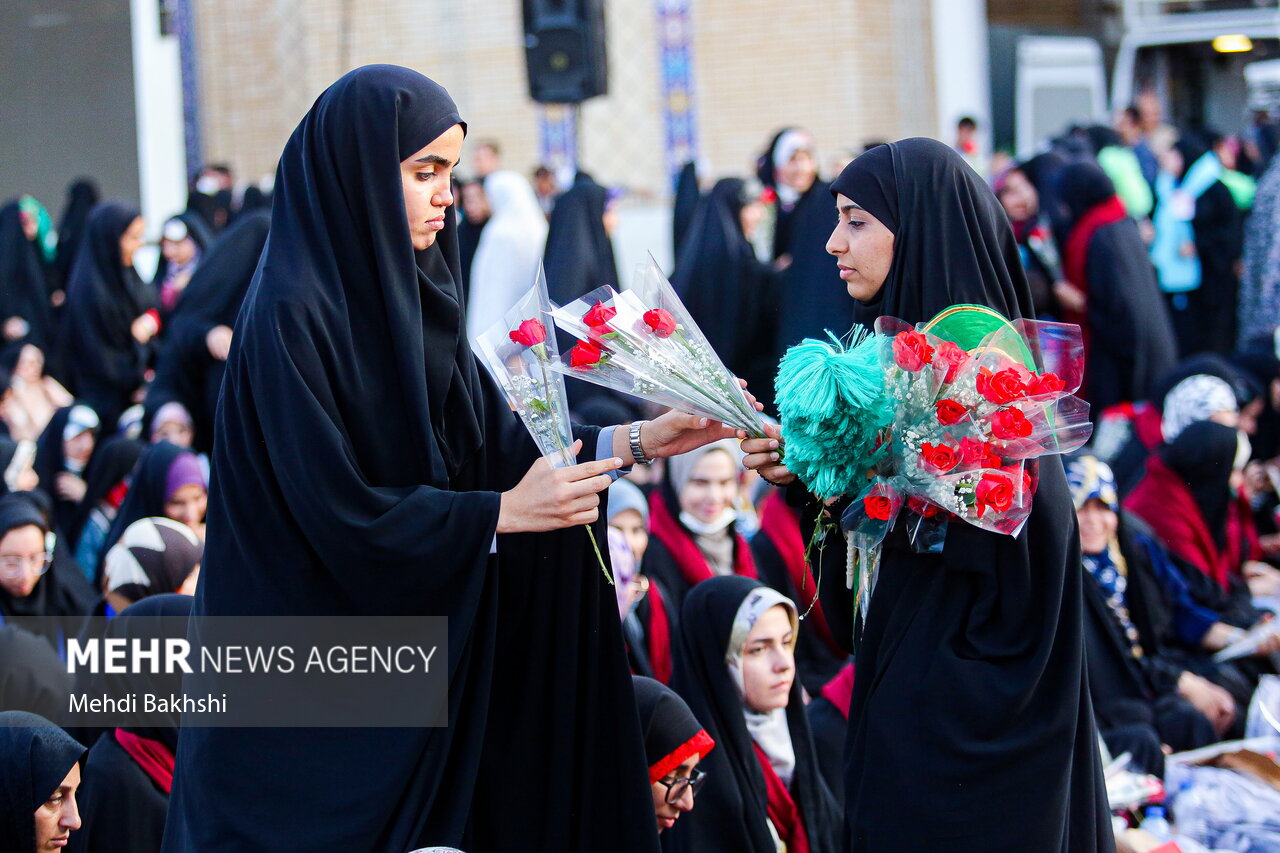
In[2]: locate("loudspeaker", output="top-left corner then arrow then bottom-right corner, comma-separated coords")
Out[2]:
522,0 -> 607,104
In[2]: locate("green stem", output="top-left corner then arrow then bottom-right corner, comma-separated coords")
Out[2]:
538,350 -> 614,585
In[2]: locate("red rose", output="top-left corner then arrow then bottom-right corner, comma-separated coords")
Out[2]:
569,339 -> 605,369
1027,372 -> 1065,397
920,442 -> 959,473
934,340 -> 970,384
863,493 -> 893,522
643,308 -> 677,338
582,301 -> 617,330
989,407 -> 1033,440
892,330 -> 935,371
976,366 -> 1027,405
759,187 -> 777,205
975,472 -> 1014,518
958,437 -> 1001,470
907,496 -> 940,518
508,317 -> 547,348
935,399 -> 967,426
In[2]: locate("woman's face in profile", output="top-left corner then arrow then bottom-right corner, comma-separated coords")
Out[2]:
998,170 -> 1038,223
119,217 -> 146,268
826,193 -> 895,302
400,124 -> 465,251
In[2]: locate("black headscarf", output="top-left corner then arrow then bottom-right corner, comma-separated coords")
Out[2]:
1084,125 -> 1121,156
0,625 -> 73,722
672,161 -> 700,265
68,594 -> 192,853
34,405 -> 100,538
96,441 -> 198,581
834,137 -> 1033,328
54,179 -> 100,286
164,66 -> 656,852
149,211 -> 214,291
58,202 -> 153,426
672,178 -> 781,412
0,496 -> 95,652
1056,162 -> 1118,226
543,172 -> 618,305
64,435 -> 143,550
820,138 -> 1112,851
0,200 -> 55,351
1020,150 -> 1073,253
0,711 -> 85,852
1160,421 -> 1240,549
668,576 -> 839,853
633,675 -> 712,776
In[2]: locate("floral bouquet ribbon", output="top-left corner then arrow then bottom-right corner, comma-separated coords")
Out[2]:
549,255 -> 768,439
776,305 -> 1093,620
473,265 -> 611,583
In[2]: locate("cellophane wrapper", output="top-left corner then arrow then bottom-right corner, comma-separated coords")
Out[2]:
839,315 -> 1093,614
549,256 -> 767,438
473,266 -> 576,468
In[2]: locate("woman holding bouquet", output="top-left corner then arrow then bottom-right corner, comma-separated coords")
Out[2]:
162,65 -> 737,853
742,138 -> 1112,851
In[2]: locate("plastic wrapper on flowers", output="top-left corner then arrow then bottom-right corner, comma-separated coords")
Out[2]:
549,255 -> 768,438
776,307 -> 1093,617
472,265 -> 611,583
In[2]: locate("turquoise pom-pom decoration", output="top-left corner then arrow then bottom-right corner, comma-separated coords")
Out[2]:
775,330 -> 891,500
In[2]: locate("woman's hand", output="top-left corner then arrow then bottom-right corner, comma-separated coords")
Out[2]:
207,325 -> 234,361
1244,561 -> 1280,598
55,473 -> 87,503
742,421 -> 796,487
497,440 -> 621,534
1052,281 -> 1086,314
1176,671 -> 1235,736
625,378 -> 766,461
132,313 -> 159,344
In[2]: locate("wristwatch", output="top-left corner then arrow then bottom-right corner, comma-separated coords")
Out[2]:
629,420 -> 653,465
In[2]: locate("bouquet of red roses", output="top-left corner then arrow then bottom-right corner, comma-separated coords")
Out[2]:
473,265 -> 610,582
776,308 -> 1093,618
549,256 -> 768,438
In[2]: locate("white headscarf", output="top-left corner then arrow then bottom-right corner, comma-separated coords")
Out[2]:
726,585 -> 798,787
1161,374 -> 1237,443
465,171 -> 548,343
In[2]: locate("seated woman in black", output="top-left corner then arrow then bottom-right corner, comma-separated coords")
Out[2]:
1067,455 -> 1228,776
669,575 -> 839,853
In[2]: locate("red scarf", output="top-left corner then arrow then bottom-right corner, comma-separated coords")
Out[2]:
818,663 -> 856,721
647,492 -> 757,587
114,728 -> 175,794
1124,455 -> 1261,590
1062,195 -> 1128,332
757,491 -> 843,657
645,580 -> 672,684
752,742 -> 810,853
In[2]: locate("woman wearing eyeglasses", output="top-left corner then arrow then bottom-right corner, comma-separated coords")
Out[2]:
0,495 -> 93,653
668,576 -> 839,853
633,676 -> 714,837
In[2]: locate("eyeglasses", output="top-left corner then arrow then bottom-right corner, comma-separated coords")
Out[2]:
0,552 -> 53,579
656,767 -> 706,805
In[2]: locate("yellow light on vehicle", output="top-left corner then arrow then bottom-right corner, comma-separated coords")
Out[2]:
1213,34 -> 1254,53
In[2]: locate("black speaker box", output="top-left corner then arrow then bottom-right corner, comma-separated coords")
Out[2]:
523,0 -> 608,104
